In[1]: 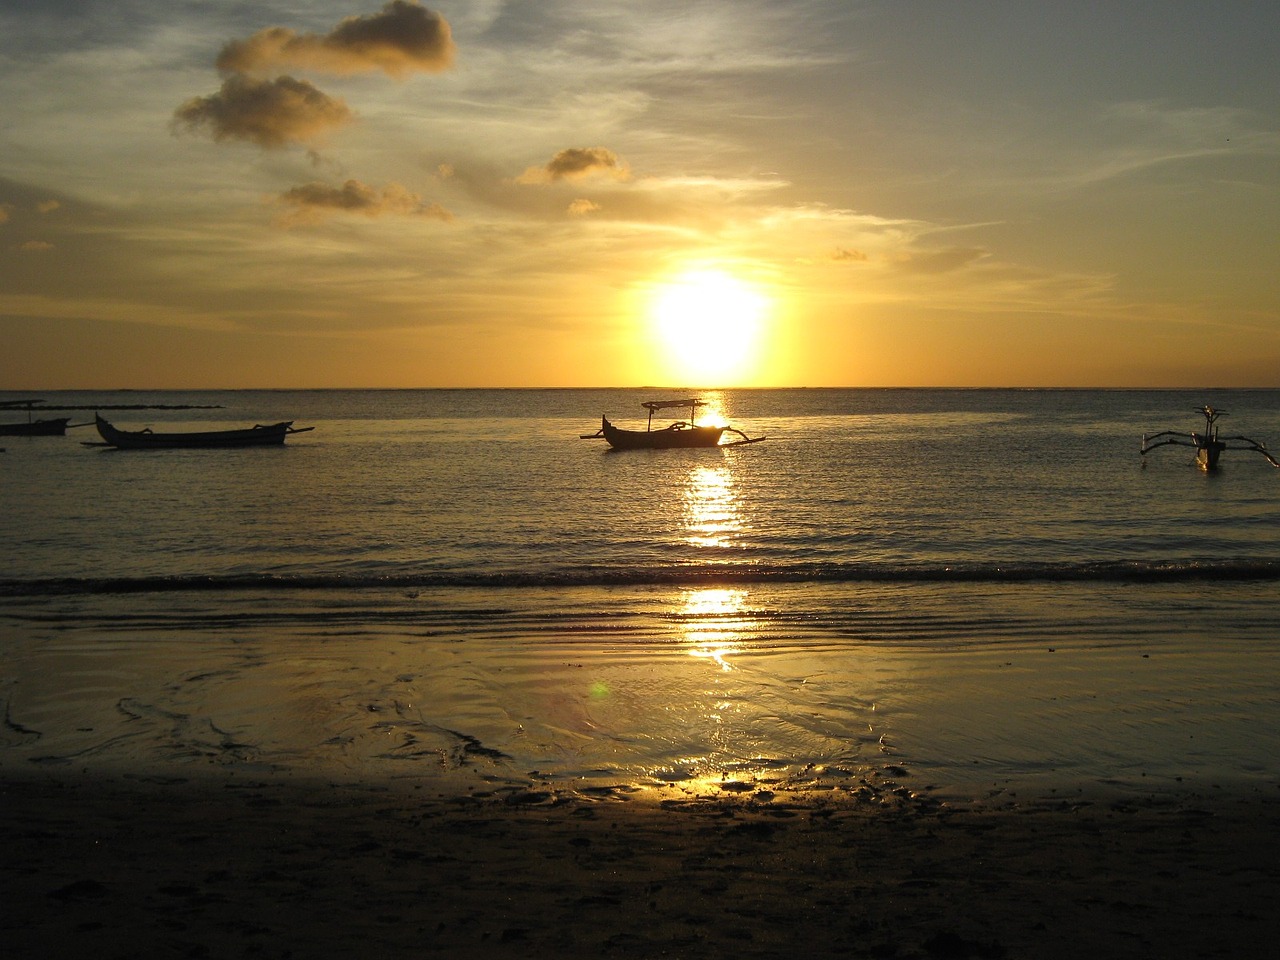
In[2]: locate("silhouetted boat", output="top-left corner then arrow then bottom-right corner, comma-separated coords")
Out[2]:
0,417 -> 71,437
91,413 -> 313,450
0,399 -> 73,436
580,399 -> 765,450
1141,405 -> 1278,470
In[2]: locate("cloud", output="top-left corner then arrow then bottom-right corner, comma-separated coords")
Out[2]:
516,147 -> 629,184
0,199 -> 62,224
173,75 -> 353,149
568,198 -> 601,216
20,240 -> 54,252
276,179 -> 453,225
833,247 -> 868,262
217,2 -> 456,79
893,247 -> 988,274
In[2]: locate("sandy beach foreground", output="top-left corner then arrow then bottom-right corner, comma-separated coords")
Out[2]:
3,772 -> 1278,960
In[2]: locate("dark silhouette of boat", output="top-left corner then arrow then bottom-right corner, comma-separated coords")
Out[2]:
580,399 -> 765,450
0,417 -> 71,437
0,400 -> 73,436
1141,405 -> 1278,470
91,414 -> 313,450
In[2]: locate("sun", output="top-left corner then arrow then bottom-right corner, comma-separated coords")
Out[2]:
647,268 -> 769,384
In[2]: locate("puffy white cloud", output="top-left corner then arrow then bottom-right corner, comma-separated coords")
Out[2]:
277,179 -> 453,224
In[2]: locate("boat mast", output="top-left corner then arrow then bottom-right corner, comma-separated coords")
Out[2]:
1,399 -> 45,424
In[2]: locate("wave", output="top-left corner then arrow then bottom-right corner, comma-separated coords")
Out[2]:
4,559 -> 1280,596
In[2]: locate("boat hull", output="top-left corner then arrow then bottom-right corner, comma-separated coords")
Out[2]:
0,418 -> 70,437
601,418 -> 724,450
1196,441 -> 1225,470
94,414 -> 295,449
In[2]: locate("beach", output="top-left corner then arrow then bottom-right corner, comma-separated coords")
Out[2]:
4,770 -> 1279,959
6,584 -> 1280,960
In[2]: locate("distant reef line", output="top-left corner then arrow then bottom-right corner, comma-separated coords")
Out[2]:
8,404 -> 223,411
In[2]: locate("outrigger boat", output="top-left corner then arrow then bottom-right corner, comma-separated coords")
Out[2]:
580,399 -> 765,451
1141,405 -> 1278,470
90,413 -> 314,450
0,400 -> 74,437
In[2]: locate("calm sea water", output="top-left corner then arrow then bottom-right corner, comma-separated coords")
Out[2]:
3,388 -> 1279,802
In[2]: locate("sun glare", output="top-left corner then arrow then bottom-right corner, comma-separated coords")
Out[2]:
648,268 -> 769,385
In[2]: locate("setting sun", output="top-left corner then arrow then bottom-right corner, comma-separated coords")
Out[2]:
647,269 -> 770,385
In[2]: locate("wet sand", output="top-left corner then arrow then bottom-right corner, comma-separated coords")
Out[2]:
3,771 -> 1278,959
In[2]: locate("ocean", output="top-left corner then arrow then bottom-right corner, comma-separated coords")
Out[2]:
3,388 -> 1279,804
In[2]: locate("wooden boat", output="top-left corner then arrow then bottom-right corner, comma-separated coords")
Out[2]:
0,399 -> 72,436
91,413 -> 314,450
1141,406 -> 1278,470
580,399 -> 764,451
0,417 -> 71,437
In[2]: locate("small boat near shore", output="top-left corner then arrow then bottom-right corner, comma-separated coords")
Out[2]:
580,399 -> 765,451
1141,405 -> 1278,470
90,414 -> 314,450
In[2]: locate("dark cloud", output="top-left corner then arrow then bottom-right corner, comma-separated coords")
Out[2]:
173,75 -> 353,149
277,179 -> 453,224
217,2 -> 456,79
516,147 -> 629,184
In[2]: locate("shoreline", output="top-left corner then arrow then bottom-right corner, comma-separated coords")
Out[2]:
4,769 -> 1279,958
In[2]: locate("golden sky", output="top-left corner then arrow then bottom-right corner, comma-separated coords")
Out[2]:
2,1 -> 1278,388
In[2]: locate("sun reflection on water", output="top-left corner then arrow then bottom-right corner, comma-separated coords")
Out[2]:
681,463 -> 742,549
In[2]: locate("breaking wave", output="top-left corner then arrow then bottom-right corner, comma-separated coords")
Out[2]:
4,558 -> 1279,597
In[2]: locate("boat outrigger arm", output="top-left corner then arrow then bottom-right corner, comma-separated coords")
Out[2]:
1140,406 -> 1279,470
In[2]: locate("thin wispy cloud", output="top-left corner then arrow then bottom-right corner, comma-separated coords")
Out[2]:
568,198 -> 601,216
893,247 -> 990,276
276,179 -> 452,225
833,248 -> 868,262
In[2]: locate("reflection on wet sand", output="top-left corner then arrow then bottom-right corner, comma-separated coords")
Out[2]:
673,587 -> 751,671
652,586 -> 781,789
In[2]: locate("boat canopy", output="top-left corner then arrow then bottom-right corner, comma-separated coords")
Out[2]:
642,399 -> 703,411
